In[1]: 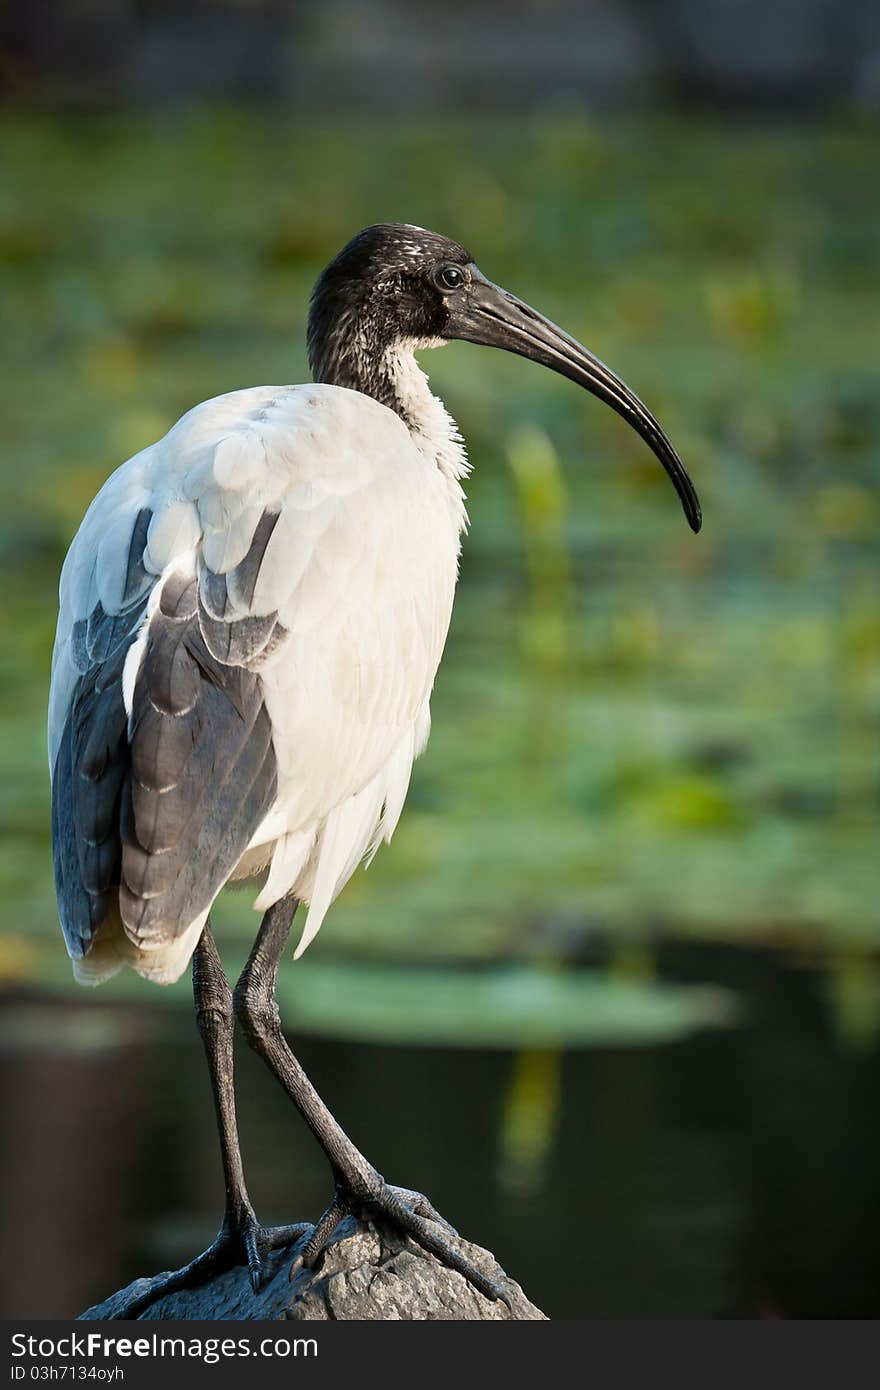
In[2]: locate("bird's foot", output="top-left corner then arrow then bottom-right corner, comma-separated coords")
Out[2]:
290,1174 -> 510,1306
107,1205 -> 312,1319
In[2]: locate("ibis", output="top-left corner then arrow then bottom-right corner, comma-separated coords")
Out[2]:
49,223 -> 700,1313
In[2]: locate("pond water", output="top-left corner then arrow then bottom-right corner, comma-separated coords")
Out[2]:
0,942 -> 878,1320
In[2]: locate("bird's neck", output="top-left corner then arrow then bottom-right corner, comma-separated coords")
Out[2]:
318,332 -> 470,489
380,343 -> 469,479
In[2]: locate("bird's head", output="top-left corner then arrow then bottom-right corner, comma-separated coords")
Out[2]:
309,223 -> 700,533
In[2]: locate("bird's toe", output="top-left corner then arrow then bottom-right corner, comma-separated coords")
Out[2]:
353,1179 -> 503,1302
384,1184 -> 458,1235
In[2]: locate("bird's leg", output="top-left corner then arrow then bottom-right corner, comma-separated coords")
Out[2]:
192,924 -> 311,1276
107,923 -> 309,1319
232,894 -> 508,1304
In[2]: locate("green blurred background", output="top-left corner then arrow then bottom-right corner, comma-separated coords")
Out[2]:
1,1 -> 879,1320
4,114 -> 878,1025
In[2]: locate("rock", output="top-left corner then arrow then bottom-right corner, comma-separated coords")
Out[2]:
79,1216 -> 546,1321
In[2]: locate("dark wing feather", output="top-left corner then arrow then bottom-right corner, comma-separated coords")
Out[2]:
52,512 -> 284,963
118,573 -> 278,945
52,597 -> 147,958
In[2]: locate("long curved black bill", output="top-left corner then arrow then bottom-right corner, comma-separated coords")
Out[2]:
446,271 -> 701,533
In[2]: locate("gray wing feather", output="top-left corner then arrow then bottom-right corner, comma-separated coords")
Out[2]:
52,510 -> 282,962
119,572 -> 278,946
52,597 -> 147,958
198,510 -> 286,665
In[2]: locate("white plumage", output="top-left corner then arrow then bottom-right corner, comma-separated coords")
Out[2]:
50,373 -> 468,984
46,224 -> 699,1311
49,221 -> 698,1003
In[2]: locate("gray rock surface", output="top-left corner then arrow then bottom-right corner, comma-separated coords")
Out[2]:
80,1216 -> 546,1321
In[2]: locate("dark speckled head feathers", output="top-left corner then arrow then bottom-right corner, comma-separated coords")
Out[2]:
308,223 -> 701,532
307,223 -> 472,405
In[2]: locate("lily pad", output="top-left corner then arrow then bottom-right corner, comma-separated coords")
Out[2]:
274,961 -> 738,1049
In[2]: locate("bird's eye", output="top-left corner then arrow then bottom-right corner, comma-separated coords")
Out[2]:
435,264 -> 465,291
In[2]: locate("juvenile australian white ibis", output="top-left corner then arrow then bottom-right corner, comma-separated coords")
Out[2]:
49,224 -> 700,1314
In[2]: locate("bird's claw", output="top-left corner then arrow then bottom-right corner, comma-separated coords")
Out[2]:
240,1217 -> 314,1292
291,1177 -> 508,1305
243,1222 -> 264,1292
384,1183 -> 459,1236
107,1209 -> 311,1318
